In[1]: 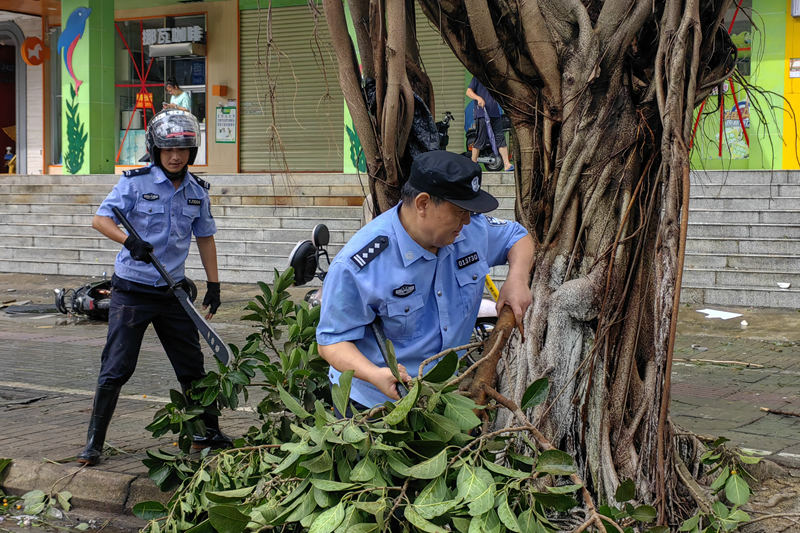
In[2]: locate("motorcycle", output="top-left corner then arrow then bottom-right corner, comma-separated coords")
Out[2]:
54,275 -> 197,321
464,111 -> 512,172
288,224 -> 497,344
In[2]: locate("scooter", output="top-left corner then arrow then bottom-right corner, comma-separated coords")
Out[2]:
288,224 -> 497,343
464,112 -> 512,172
54,275 -> 197,322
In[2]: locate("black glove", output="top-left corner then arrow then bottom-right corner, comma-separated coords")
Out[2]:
123,235 -> 154,263
203,281 -> 221,315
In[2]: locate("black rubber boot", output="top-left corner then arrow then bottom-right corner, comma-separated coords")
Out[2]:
77,384 -> 121,466
180,384 -> 233,450
193,410 -> 233,450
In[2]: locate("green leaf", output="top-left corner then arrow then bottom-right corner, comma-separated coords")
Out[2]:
342,423 -> 367,443
545,484 -> 582,494
497,493 -> 522,532
332,370 -> 354,417
422,351 -> 458,383
309,478 -> 357,491
309,502 -> 345,533
423,411 -> 459,441
725,473 -> 750,506
615,478 -> 636,502
132,501 -> 168,520
383,338 -> 403,384
205,486 -> 256,503
383,381 -> 420,426
630,505 -> 657,523
406,449 -> 448,480
350,456 -> 378,483
445,401 -> 482,431
678,515 -> 700,531
413,478 -> 457,520
208,504 -> 251,533
532,492 -> 578,512
737,454 -> 762,464
482,460 -> 529,479
727,509 -> 750,522
277,384 -> 312,419
185,519 -> 215,533
710,466 -> 730,491
516,509 -> 539,533
405,506 -> 448,533
520,378 -> 550,410
22,490 -> 46,505
300,450 -> 334,474
56,490 -> 72,512
535,449 -> 576,475
646,527 -> 671,533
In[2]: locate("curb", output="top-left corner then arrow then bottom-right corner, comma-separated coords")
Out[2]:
1,458 -> 171,514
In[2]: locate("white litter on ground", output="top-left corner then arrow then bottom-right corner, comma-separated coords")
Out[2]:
696,308 -> 743,320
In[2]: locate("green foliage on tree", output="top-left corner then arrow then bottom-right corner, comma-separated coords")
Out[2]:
132,270 -> 688,532
64,84 -> 87,174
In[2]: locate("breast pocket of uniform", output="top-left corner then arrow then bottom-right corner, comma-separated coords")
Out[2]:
134,203 -> 166,237
455,261 -> 489,315
177,206 -> 200,237
383,294 -> 425,342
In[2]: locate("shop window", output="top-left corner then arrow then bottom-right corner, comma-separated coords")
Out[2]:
114,14 -> 207,165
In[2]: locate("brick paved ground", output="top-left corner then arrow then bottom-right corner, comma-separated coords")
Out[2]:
1,273 -> 799,527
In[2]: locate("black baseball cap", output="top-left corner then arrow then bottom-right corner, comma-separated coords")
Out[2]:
408,150 -> 499,213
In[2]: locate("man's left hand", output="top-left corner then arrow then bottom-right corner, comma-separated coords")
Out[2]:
496,275 -> 532,335
202,281 -> 221,319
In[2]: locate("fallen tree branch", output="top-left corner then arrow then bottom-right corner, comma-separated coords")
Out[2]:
675,358 -> 764,368
760,407 -> 800,418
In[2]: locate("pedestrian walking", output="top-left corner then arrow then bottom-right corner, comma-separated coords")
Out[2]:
77,109 -> 230,466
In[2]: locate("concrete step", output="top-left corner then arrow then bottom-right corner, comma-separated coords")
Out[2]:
682,268 -> 800,288
683,252 -> 800,271
680,284 -> 800,309
687,223 -> 800,239
689,196 -> 800,210
690,170 -> 800,185
688,209 -> 800,224
691,183 -> 800,197
686,237 -> 800,255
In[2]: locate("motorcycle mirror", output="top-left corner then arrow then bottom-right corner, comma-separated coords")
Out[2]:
288,240 -> 318,286
312,224 -> 330,248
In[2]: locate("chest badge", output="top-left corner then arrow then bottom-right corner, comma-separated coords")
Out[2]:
142,193 -> 159,201
457,251 -> 479,269
393,284 -> 415,298
187,198 -> 201,206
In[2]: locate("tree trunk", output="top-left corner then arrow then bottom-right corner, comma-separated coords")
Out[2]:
324,0 -> 738,524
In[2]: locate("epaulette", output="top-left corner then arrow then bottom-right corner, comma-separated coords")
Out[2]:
123,167 -> 151,178
190,173 -> 210,190
351,235 -> 389,270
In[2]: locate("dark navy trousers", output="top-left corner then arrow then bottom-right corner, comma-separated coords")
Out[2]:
97,275 -> 204,388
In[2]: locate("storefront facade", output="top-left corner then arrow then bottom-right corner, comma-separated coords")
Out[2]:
1,0 -> 799,175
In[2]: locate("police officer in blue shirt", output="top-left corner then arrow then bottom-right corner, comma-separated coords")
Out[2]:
77,110 -> 230,466
317,150 -> 534,409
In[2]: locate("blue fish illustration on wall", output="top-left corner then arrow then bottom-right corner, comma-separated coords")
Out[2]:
57,7 -> 92,93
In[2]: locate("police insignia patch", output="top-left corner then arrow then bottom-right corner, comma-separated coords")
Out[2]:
142,193 -> 159,201
393,284 -> 415,298
351,235 -> 389,270
123,167 -> 151,178
485,215 -> 508,226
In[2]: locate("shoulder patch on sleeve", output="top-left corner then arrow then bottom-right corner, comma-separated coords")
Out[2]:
190,173 -> 210,190
123,166 -> 151,178
484,215 -> 509,226
350,235 -> 389,270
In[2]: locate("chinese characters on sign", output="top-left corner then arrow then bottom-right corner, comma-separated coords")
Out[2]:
142,25 -> 204,46
215,106 -> 236,143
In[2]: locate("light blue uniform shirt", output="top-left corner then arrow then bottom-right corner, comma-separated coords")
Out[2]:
96,165 -> 216,286
317,204 -> 528,407
170,91 -> 191,111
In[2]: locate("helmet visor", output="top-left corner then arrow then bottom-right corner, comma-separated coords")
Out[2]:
149,110 -> 200,149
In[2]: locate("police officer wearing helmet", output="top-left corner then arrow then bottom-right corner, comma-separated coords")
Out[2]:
77,109 -> 230,466
317,150 -> 534,410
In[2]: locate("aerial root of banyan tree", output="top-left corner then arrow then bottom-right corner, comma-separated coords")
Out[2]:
322,0 -> 739,525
